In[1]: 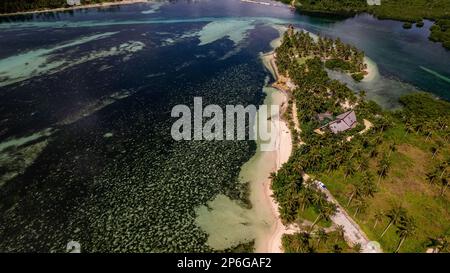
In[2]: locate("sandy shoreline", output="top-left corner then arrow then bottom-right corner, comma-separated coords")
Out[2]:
264,89 -> 293,253
362,56 -> 379,82
0,0 -> 149,17
254,39 -> 296,252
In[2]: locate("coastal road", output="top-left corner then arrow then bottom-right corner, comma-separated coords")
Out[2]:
313,180 -> 382,253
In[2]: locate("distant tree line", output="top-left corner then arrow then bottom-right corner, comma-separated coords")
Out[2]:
0,0 -> 123,14
283,0 -> 450,50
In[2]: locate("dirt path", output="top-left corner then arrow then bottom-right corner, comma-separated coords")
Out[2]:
314,181 -> 382,253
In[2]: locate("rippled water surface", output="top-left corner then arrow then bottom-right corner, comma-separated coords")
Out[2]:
0,0 -> 449,252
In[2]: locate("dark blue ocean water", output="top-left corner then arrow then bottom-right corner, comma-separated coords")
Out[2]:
0,0 -> 448,252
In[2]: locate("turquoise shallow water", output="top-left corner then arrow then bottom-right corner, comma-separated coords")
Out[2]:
0,0 -> 449,252
1,1 -> 449,101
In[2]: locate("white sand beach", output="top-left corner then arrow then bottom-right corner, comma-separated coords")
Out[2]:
262,89 -> 293,253
252,33 -> 298,252
362,56 -> 379,82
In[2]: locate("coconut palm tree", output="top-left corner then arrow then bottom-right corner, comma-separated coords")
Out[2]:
372,133 -> 384,146
377,154 -> 391,183
373,210 -> 384,229
299,187 -> 313,212
377,116 -> 392,133
436,118 -> 447,132
361,173 -> 378,198
424,121 -> 435,141
353,243 -> 362,253
353,198 -> 368,218
356,156 -> 369,172
388,142 -> 397,157
346,183 -> 361,207
296,231 -> 315,253
333,244 -> 343,253
439,177 -> 448,196
403,121 -> 415,138
316,228 -> 328,248
310,201 -> 337,231
350,146 -> 363,160
427,236 -> 449,253
394,215 -> 416,253
426,169 -> 439,185
369,147 -> 379,158
431,140 -> 444,159
437,160 -> 448,179
334,225 -> 346,244
344,160 -> 356,181
380,205 -> 406,239
359,90 -> 366,101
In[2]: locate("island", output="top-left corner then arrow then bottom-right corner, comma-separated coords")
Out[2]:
269,26 -> 450,253
279,0 -> 450,50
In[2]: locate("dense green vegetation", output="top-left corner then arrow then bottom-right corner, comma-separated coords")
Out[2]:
282,227 -> 360,253
272,30 -> 450,252
0,0 -> 122,14
403,22 -> 413,29
288,0 -> 450,50
430,19 -> 450,49
276,29 -> 366,83
290,0 -> 368,16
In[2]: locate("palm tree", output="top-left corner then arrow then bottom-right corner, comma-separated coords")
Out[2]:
335,225 -> 346,244
299,231 -> 312,248
359,90 -> 366,101
316,228 -> 328,248
299,187 -> 313,212
372,133 -> 384,146
350,146 -> 363,160
369,147 -> 379,158
394,215 -> 416,253
377,116 -> 391,133
377,153 -> 391,183
356,156 -> 369,172
427,236 -> 449,253
269,172 -> 277,180
436,118 -> 447,131
424,121 -> 435,141
439,177 -> 448,196
353,198 -> 368,218
426,169 -> 439,185
344,160 -> 356,180
403,121 -> 415,138
373,210 -> 384,229
437,160 -> 448,179
353,243 -> 362,253
346,173 -> 376,209
388,142 -> 397,157
361,172 -> 377,198
431,140 -> 444,159
310,201 -> 337,231
346,183 -> 360,207
333,244 -> 343,253
380,205 -> 406,239
293,231 -> 313,253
